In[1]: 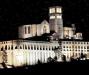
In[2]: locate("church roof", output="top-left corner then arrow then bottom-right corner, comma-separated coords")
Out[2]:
41,20 -> 49,25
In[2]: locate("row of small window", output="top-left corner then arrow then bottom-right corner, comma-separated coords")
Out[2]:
62,49 -> 89,52
0,45 -> 58,51
63,46 -> 89,49
63,42 -> 89,44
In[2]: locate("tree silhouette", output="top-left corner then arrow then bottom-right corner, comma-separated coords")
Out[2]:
47,57 -> 53,63
54,56 -> 57,62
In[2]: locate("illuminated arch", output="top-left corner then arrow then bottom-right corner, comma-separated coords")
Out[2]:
11,45 -> 13,50
15,46 -> 18,49
28,45 -> 30,49
20,46 -> 22,49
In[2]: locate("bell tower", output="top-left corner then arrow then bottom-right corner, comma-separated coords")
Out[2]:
49,6 -> 63,39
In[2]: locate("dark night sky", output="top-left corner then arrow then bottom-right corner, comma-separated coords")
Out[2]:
0,0 -> 89,40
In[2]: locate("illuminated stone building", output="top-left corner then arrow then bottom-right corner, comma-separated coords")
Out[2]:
0,6 -> 88,68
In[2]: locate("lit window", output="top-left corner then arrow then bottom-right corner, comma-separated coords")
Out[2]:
57,15 -> 62,19
56,8 -> 62,13
49,8 -> 55,13
50,16 -> 55,19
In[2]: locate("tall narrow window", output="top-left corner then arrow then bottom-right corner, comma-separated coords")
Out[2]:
28,45 -> 30,49
5,45 -> 7,50
11,45 -> 13,50
25,45 -> 27,49
28,26 -> 30,34
43,26 -> 46,33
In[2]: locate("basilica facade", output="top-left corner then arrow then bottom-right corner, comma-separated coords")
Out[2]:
0,6 -> 88,68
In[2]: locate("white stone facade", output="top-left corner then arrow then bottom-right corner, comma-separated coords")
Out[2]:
0,40 -> 58,67
62,41 -> 89,61
18,20 -> 50,39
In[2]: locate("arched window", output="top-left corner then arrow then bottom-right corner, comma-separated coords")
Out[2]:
49,47 -> 50,50
46,46 -> 47,50
52,47 -> 54,50
20,46 -> 22,49
43,46 -> 45,50
87,46 -> 89,49
31,45 -> 33,50
28,45 -> 30,49
8,46 -> 10,50
43,26 -> 47,33
25,45 -> 27,49
28,26 -> 30,34
37,46 -> 39,50
15,46 -> 18,49
1,47 -> 4,51
11,45 -> 13,50
34,45 -> 36,50
40,46 -> 42,50
5,45 -> 7,50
